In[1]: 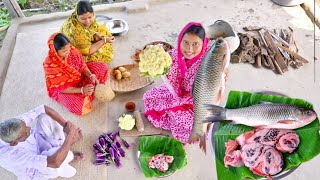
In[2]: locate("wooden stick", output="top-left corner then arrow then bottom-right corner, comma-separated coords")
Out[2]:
272,58 -> 284,74
258,30 -> 268,47
268,30 -> 290,48
256,54 -> 262,68
263,31 -> 288,72
275,44 -> 308,63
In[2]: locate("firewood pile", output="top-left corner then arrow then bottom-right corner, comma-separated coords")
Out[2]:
231,26 -> 308,74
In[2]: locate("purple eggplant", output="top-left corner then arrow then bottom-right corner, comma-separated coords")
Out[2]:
120,137 -> 130,149
114,157 -> 122,168
96,152 -> 108,159
115,140 -> 121,148
118,147 -> 125,157
99,136 -> 107,149
94,158 -> 111,166
109,147 -> 115,162
93,143 -> 105,153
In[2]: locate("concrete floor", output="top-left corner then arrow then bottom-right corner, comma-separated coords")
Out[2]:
0,0 -> 319,179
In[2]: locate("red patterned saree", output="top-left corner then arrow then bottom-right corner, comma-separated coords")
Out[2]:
44,33 -> 108,115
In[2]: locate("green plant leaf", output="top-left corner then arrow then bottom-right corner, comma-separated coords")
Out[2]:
18,0 -> 28,8
214,91 -> 320,180
0,20 -> 11,27
138,136 -> 187,178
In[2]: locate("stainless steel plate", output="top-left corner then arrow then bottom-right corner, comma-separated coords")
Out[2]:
105,19 -> 129,36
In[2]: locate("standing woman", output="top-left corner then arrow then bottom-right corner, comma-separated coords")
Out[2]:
44,33 -> 108,115
143,22 -> 209,143
61,0 -> 115,64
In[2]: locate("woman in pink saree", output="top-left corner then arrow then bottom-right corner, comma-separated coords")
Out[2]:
143,22 -> 209,143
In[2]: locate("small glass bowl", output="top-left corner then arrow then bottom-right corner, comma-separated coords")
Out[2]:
125,101 -> 136,112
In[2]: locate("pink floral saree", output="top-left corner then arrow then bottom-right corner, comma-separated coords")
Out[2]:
143,22 -> 209,143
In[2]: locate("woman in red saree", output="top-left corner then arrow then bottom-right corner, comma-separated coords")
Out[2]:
143,22 -> 209,143
44,33 -> 108,115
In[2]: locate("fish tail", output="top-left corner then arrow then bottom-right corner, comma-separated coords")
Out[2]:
203,104 -> 226,122
199,134 -> 207,154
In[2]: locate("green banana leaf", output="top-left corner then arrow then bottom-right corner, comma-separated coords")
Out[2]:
138,136 -> 187,178
214,91 -> 320,180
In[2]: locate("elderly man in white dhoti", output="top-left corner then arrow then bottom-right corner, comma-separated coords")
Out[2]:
0,105 -> 84,180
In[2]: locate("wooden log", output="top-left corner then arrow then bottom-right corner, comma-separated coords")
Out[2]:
287,28 -> 298,52
231,55 -> 241,63
272,58 -> 284,74
243,26 -> 262,31
262,55 -> 275,70
263,31 -> 288,72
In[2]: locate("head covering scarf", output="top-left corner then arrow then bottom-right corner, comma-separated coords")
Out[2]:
61,1 -> 113,63
43,33 -> 83,97
176,22 -> 209,96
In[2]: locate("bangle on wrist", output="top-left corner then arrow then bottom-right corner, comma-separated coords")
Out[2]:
103,37 -> 107,44
80,87 -> 84,94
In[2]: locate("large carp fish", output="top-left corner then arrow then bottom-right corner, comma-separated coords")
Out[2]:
189,38 -> 231,153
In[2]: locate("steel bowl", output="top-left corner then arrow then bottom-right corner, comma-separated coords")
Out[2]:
105,19 -> 129,36
206,20 -> 240,53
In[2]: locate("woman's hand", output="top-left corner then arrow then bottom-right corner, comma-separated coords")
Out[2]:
83,84 -> 95,96
106,36 -> 115,43
93,33 -> 103,42
90,74 -> 99,85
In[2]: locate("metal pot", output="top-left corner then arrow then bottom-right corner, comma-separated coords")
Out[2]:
271,0 -> 305,6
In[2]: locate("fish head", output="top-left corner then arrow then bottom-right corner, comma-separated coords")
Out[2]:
299,109 -> 317,124
209,38 -> 231,71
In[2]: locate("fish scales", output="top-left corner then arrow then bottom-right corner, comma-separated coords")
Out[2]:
190,38 -> 230,152
226,104 -> 303,126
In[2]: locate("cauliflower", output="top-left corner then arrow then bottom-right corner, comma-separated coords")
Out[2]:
118,114 -> 135,130
139,45 -> 172,78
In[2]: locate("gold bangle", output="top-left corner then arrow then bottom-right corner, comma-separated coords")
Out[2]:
80,87 -> 84,94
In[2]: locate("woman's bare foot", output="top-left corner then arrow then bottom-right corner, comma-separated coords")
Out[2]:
70,152 -> 85,163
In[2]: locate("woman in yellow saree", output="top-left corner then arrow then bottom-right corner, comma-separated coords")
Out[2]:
61,0 -> 115,64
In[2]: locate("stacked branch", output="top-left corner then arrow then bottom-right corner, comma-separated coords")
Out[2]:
231,26 -> 308,74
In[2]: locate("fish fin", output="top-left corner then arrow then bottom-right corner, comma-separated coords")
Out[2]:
253,125 -> 267,129
228,121 -> 238,125
203,104 -> 226,122
199,135 -> 207,154
278,120 -> 296,124
216,82 -> 225,105
188,133 -> 200,144
257,101 -> 273,105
